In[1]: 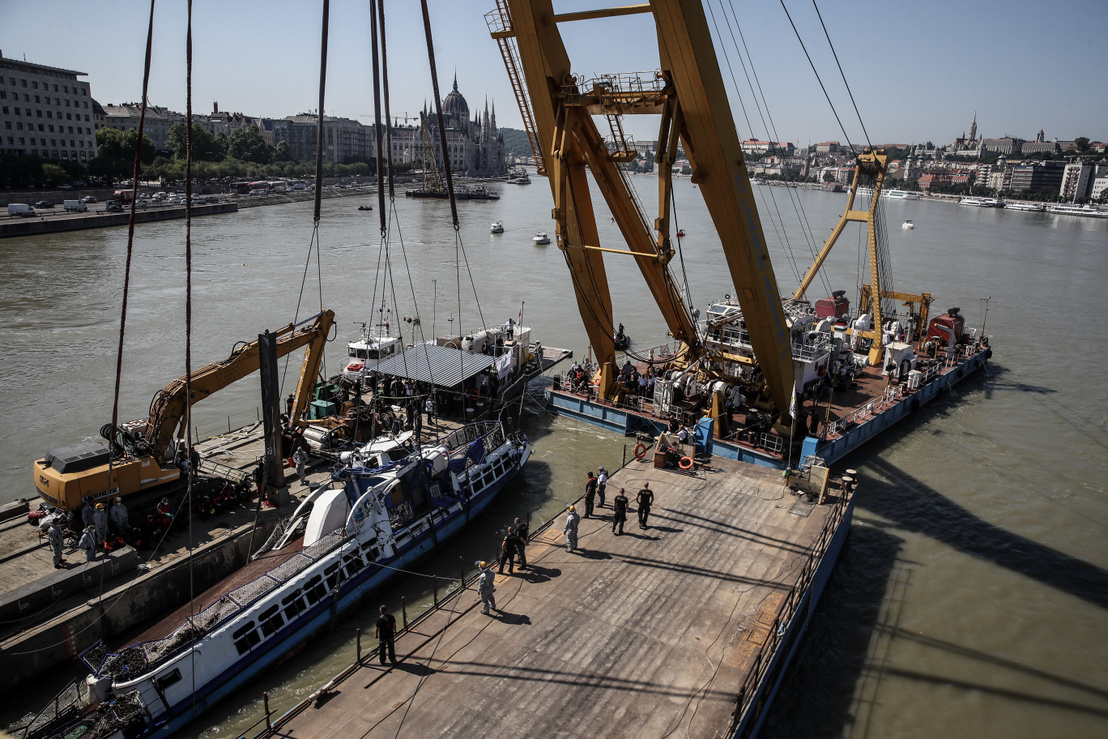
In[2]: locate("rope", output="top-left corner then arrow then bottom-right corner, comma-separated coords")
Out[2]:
811,0 -> 871,150
313,0 -> 331,224
184,0 -> 198,715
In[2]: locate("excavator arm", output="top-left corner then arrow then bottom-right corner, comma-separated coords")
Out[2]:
146,309 -> 335,461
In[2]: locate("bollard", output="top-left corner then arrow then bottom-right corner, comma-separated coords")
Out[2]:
434,574 -> 439,607
623,444 -> 627,468
263,691 -> 271,730
356,627 -> 361,663
402,595 -> 408,630
460,556 -> 465,587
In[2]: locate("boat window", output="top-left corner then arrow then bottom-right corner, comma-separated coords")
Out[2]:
259,604 -> 284,637
155,668 -> 182,691
303,574 -> 325,603
232,621 -> 260,655
282,589 -> 305,618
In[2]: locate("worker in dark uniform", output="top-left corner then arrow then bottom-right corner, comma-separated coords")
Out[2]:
612,488 -> 629,535
375,605 -> 398,666
514,516 -> 529,570
499,526 -> 520,574
584,471 -> 598,518
637,483 -> 655,529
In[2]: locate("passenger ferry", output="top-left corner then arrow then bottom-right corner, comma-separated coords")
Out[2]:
1047,203 -> 1106,217
882,189 -> 921,200
959,196 -> 1005,207
73,421 -> 531,738
1004,201 -> 1045,212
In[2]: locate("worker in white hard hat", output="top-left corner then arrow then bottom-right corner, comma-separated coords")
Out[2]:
563,505 -> 581,553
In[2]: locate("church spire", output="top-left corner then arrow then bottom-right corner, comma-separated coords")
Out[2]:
969,111 -> 977,141
453,70 -> 458,93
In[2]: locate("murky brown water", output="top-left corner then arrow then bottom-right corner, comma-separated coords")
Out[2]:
2,178 -> 1106,737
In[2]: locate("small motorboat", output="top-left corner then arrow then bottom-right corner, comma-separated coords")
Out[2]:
614,323 -> 630,350
901,220 -> 914,230
358,205 -> 373,211
491,221 -> 504,233
533,232 -> 550,245
676,229 -> 685,237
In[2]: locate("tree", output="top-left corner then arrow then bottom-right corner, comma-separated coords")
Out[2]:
1075,136 -> 1090,153
167,122 -> 226,162
227,126 -> 274,164
274,140 -> 292,162
96,128 -> 155,166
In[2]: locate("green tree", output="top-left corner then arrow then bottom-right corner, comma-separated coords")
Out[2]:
96,128 -> 155,166
1074,136 -> 1090,153
41,163 -> 69,186
227,126 -> 274,164
274,140 -> 292,162
167,122 -> 226,162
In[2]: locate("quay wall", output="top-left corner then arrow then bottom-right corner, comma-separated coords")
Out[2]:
0,514 -> 281,690
0,202 -> 238,238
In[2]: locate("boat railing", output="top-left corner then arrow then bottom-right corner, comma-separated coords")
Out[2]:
730,478 -> 855,736
9,676 -> 91,739
436,421 -> 505,460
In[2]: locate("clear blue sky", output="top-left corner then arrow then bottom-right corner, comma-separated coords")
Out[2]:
2,0 -> 1104,148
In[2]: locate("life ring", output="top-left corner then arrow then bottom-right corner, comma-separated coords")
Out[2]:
633,442 -> 648,460
679,456 -> 694,470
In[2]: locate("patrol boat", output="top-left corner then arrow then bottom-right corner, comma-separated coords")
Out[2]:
72,420 -> 530,738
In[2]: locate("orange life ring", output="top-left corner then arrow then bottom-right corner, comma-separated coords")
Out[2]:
633,442 -> 648,460
679,456 -> 694,470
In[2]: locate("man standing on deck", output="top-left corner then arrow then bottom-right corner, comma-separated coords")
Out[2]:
78,526 -> 97,562
375,605 -> 398,666
109,497 -> 130,535
48,520 -> 66,569
584,472 -> 597,518
596,467 -> 608,508
514,516 -> 529,570
499,526 -> 520,575
293,446 -> 309,488
476,560 -> 497,614
92,504 -> 108,546
637,483 -> 655,529
563,505 -> 580,553
81,499 -> 94,530
612,488 -> 629,535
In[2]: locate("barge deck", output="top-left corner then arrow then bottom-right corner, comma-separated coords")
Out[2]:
258,455 -> 854,738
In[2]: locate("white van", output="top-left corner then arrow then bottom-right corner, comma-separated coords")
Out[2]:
7,203 -> 33,217
64,199 -> 88,213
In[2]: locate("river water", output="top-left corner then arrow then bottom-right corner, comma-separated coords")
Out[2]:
1,178 -> 1106,738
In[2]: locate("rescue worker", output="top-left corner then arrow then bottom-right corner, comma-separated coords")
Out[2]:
612,488 -> 629,535
293,446 -> 309,487
596,467 -> 608,508
563,505 -> 581,553
78,525 -> 97,562
81,498 -> 95,529
109,497 -> 130,535
584,472 -> 598,518
499,526 -> 520,575
637,483 -> 654,529
48,519 -> 66,569
476,560 -> 497,615
514,516 -> 529,570
92,503 -> 109,545
375,605 -> 398,666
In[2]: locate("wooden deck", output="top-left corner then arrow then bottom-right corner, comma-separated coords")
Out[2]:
266,457 -> 844,738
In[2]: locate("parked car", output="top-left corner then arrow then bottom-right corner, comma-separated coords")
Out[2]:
34,200 -> 54,209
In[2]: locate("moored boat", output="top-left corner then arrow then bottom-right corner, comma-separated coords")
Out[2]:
959,196 -> 1005,207
1004,201 -> 1045,212
1047,203 -> 1106,217
883,189 -> 921,200
72,420 -> 530,738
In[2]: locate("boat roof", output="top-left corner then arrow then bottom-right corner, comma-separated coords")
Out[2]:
370,343 -> 496,387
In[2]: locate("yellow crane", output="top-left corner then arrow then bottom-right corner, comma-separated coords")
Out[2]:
34,310 -> 335,511
488,0 -> 794,414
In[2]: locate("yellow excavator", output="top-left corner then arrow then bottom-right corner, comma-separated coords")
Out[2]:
34,309 -> 335,511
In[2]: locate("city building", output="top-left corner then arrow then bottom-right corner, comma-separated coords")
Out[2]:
102,103 -> 186,152
1060,161 -> 1094,201
268,114 -> 373,163
1021,129 -> 1060,157
388,76 -> 507,177
1008,160 -> 1065,195
981,137 -> 1023,156
741,139 -> 795,156
0,51 -> 98,162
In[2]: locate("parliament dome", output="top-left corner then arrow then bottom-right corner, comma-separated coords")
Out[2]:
443,75 -> 469,122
